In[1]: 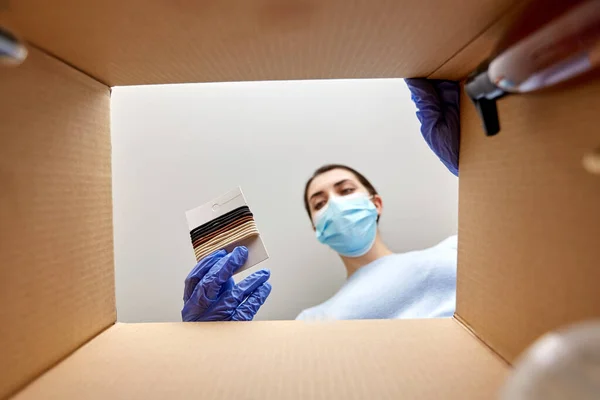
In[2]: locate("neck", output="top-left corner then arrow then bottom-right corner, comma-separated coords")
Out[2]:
340,233 -> 393,278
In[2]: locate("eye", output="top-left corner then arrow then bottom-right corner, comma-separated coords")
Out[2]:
341,187 -> 355,195
314,200 -> 326,211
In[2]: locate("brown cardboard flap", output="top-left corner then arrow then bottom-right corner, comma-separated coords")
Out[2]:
457,76 -> 600,363
428,1 -> 584,80
428,1 -> 531,80
0,0 -> 517,86
0,47 -> 114,398
12,319 -> 508,399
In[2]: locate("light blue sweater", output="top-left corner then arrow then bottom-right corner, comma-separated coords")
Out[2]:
296,236 -> 457,320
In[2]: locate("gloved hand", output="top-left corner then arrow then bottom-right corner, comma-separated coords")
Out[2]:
182,246 -> 272,322
405,78 -> 460,176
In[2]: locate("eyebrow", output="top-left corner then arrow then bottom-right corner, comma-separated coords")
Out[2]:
308,179 -> 352,202
333,179 -> 351,189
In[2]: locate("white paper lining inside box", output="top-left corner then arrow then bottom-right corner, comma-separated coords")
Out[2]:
186,187 -> 269,275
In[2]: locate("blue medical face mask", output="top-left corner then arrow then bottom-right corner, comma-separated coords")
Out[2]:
314,193 -> 378,258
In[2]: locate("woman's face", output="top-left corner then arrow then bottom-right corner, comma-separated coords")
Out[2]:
306,168 -> 382,225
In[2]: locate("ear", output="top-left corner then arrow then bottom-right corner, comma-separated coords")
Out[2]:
372,194 -> 383,216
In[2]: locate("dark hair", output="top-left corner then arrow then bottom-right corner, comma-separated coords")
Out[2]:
303,164 -> 379,221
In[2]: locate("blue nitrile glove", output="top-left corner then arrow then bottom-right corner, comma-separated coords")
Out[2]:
405,78 -> 460,176
182,246 -> 272,322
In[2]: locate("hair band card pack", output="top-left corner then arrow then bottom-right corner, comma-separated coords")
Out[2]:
185,187 -> 269,275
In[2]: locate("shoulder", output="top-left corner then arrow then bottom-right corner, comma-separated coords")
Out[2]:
379,236 -> 458,280
433,235 -> 457,251
423,235 -> 458,271
295,308 -> 312,321
295,293 -> 343,321
296,304 -> 330,321
383,235 -> 458,268
413,235 -> 458,263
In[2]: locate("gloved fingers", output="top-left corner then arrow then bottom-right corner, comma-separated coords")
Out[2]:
405,77 -> 460,177
404,77 -> 434,92
431,80 -> 460,125
185,277 -> 214,315
405,81 -> 445,129
431,80 -> 460,106
230,269 -> 271,304
231,282 -> 272,321
429,80 -> 460,176
202,246 -> 249,300
183,249 -> 227,302
192,270 -> 269,320
405,78 -> 441,109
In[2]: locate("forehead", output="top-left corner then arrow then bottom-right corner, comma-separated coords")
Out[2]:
307,168 -> 362,198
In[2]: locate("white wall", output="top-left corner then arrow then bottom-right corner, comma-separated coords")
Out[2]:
111,79 -> 458,323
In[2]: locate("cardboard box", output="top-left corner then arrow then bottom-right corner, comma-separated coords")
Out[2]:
1,1 -> 598,398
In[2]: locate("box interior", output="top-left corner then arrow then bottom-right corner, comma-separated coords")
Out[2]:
11,320 -> 508,400
1,0 -> 599,398
0,47 -> 114,398
0,0 -> 519,85
457,72 -> 600,363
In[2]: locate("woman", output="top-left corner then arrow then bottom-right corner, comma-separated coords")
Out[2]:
296,164 -> 456,320
181,78 -> 460,322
